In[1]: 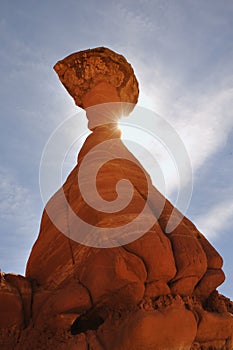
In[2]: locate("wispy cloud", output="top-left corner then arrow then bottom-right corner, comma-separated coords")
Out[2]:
114,2 -> 154,33
0,167 -> 38,273
134,40 -> 233,180
196,199 -> 233,239
171,84 -> 233,170
0,177 -> 31,218
0,167 -> 37,230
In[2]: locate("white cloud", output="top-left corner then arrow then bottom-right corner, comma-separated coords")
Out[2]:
129,52 -> 233,224
0,167 -> 39,273
171,86 -> 233,166
195,199 -> 233,239
114,2 -> 154,33
134,54 -> 233,177
0,168 -> 37,234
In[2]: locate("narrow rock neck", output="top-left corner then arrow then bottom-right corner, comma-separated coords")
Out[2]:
77,123 -> 122,163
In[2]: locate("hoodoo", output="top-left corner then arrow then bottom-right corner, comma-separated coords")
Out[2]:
0,47 -> 232,349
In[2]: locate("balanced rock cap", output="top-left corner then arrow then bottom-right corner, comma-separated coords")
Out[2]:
53,47 -> 139,109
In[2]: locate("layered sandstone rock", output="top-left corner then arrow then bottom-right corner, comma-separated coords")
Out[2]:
0,47 -> 232,349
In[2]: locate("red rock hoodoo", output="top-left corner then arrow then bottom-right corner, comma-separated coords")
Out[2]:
1,47 -> 232,349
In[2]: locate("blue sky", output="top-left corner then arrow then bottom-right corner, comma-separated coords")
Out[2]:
0,1 -> 233,298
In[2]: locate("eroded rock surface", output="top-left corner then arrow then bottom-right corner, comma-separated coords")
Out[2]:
53,47 -> 139,109
1,47 -> 232,349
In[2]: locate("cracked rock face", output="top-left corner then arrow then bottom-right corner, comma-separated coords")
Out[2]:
53,46 -> 139,109
0,47 -> 233,349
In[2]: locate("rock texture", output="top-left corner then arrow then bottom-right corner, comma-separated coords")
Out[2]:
53,47 -> 139,109
1,47 -> 232,349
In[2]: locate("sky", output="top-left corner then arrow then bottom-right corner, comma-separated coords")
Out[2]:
0,0 -> 233,298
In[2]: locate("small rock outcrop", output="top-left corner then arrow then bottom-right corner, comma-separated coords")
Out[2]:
0,47 -> 232,349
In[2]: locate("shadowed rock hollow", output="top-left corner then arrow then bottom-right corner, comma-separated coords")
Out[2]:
0,47 -> 232,350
